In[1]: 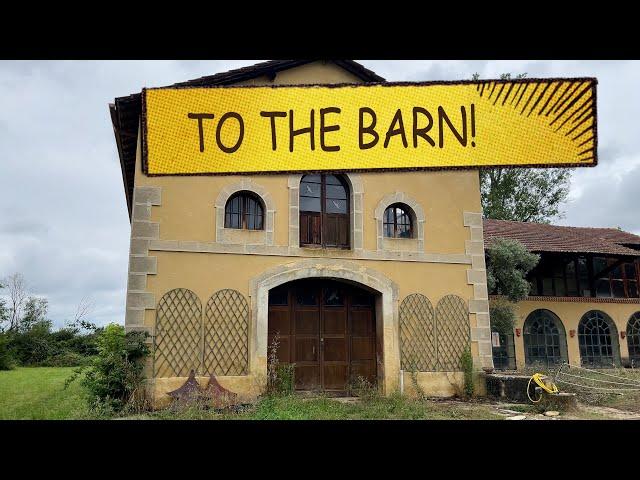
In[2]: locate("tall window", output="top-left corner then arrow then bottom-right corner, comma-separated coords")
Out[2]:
299,174 -> 349,248
578,310 -> 620,368
627,312 -> 640,367
523,309 -> 568,367
491,329 -> 516,370
224,191 -> 264,230
383,203 -> 414,239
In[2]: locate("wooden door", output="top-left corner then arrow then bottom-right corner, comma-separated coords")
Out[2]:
268,280 -> 377,394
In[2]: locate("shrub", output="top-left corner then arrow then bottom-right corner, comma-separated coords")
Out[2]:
40,351 -> 94,367
72,323 -> 149,412
9,320 -> 55,365
486,238 -> 539,301
0,332 -> 15,370
489,297 -> 517,335
461,345 -> 474,397
486,238 -> 539,338
350,375 -> 380,402
266,333 -> 295,396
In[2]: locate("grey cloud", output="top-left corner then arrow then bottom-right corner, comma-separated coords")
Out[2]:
0,220 -> 49,236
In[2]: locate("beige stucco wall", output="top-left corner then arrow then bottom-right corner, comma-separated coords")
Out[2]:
124,61 -> 490,404
512,299 -> 640,369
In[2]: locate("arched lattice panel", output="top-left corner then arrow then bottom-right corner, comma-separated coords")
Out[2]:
399,294 -> 436,371
434,295 -> 470,371
204,289 -> 249,375
154,288 -> 203,378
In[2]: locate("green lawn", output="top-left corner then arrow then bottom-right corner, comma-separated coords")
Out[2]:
0,367 -> 88,420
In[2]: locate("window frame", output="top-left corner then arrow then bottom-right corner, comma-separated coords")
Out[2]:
224,191 -> 265,231
578,310 -> 620,368
523,309 -> 568,368
383,203 -> 414,239
299,174 -> 350,249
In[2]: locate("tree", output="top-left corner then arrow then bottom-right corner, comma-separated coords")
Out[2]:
486,238 -> 540,334
474,73 -> 573,223
0,281 -> 8,332
3,273 -> 27,331
19,297 -> 49,333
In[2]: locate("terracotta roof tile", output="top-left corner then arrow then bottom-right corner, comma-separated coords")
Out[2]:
483,219 -> 640,256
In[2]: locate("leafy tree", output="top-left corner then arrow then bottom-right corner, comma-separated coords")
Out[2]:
486,238 -> 540,334
0,332 -> 15,370
19,297 -> 49,332
480,168 -> 572,223
473,72 -> 573,223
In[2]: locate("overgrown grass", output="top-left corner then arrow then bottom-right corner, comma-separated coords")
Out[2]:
140,392 -> 504,420
0,367 -> 89,419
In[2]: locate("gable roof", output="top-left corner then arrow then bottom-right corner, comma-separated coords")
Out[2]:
110,60 -> 385,219
483,218 -> 640,257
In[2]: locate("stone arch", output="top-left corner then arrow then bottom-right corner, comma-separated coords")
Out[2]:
374,192 -> 426,251
214,178 -> 275,245
249,258 -> 398,392
288,173 -> 364,250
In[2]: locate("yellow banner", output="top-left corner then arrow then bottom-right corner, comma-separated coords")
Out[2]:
143,79 -> 597,175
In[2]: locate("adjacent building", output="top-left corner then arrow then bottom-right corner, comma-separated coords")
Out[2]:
485,219 -> 640,370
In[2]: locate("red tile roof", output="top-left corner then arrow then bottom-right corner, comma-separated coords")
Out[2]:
483,219 -> 640,256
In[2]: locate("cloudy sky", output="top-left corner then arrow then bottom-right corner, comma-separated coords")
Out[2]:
1,60 -> 638,328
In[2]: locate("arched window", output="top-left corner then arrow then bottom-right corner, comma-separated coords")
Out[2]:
627,312 -> 640,367
578,310 -> 620,368
383,203 -> 414,238
224,191 -> 264,230
299,174 -> 350,248
523,309 -> 568,367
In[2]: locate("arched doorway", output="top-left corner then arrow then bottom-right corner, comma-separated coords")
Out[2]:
267,278 -> 377,395
523,309 -> 568,368
578,310 -> 621,367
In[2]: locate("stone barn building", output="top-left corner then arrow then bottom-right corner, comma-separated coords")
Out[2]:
110,59 -> 638,406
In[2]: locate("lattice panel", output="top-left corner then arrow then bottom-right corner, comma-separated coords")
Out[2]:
204,289 -> 249,375
399,294 -> 436,371
435,295 -> 470,371
154,289 -> 203,378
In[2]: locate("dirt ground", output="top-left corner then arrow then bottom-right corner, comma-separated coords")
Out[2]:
426,397 -> 640,420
